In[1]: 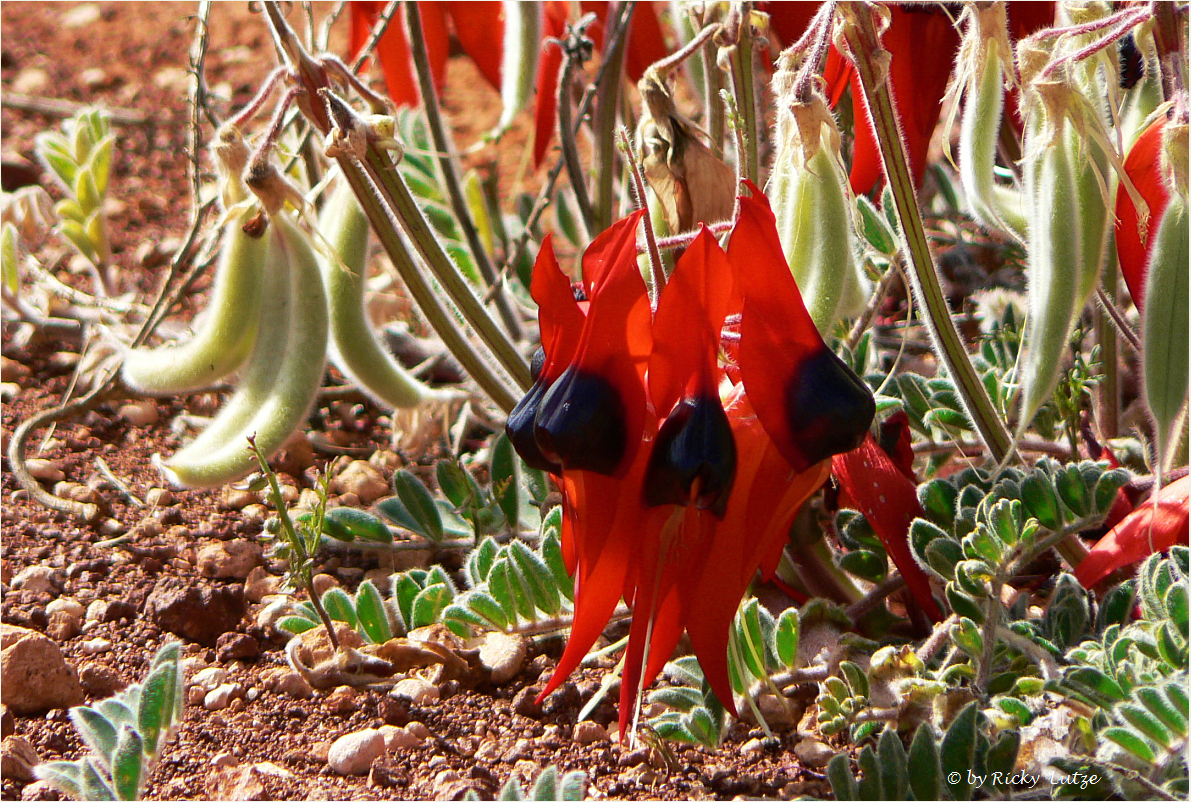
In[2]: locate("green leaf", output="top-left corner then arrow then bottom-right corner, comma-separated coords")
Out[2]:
827,754 -> 858,802
650,686 -> 704,712
1093,469 -> 1130,516
391,470 -> 444,542
137,660 -> 177,757
540,529 -> 573,604
355,580 -> 393,644
939,702 -> 979,801
856,745 -> 882,800
322,507 -> 392,544
39,146 -> 79,188
918,481 -> 959,528
80,757 -> 117,801
35,761 -> 83,799
461,590 -> 507,631
507,540 -> 560,616
554,187 -> 584,247
985,730 -> 1019,782
775,608 -> 800,668
994,696 -> 1033,726
876,728 -> 909,800
839,661 -> 869,700
392,572 -> 423,632
686,706 -> 718,748
1020,471 -> 1063,530
839,549 -> 887,582
950,617 -> 984,659
71,707 -> 118,767
320,587 -> 358,629
75,166 -> 102,216
857,194 -> 897,255
467,537 -> 501,587
498,774 -> 526,801
411,584 -> 453,629
487,558 -> 518,622
1137,685 -> 1187,737
906,724 -> 943,802
2,224 -> 20,294
436,460 -> 481,511
557,770 -> 587,801
1103,726 -> 1157,763
1166,583 -> 1188,632
1056,464 -> 1091,518
528,766 -> 559,801
89,136 -> 114,196
1063,666 -> 1126,707
491,434 -> 521,531
110,727 -> 143,801
59,219 -> 97,262
278,616 -> 318,635
946,585 -> 985,624
1119,703 -> 1173,748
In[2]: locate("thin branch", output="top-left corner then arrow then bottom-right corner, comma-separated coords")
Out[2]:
1,93 -> 152,126
401,1 -> 525,343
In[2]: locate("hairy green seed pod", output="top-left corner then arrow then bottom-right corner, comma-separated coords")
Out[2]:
768,82 -> 866,336
956,13 -> 1026,240
160,213 -> 329,488
493,1 -> 542,138
1142,192 -> 1189,469
122,214 -> 268,395
1016,116 -> 1083,438
319,182 -> 453,409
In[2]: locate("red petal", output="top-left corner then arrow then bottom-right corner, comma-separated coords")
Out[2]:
831,433 -> 945,622
530,234 -> 585,381
352,1 -> 450,108
444,2 -> 503,91
624,2 -> 670,83
649,226 -> 735,411
765,2 -> 821,51
1116,116 -> 1170,313
1075,476 -> 1190,588
845,6 -> 960,195
728,187 -> 873,473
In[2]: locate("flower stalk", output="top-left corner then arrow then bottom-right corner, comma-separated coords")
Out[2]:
402,1 -> 523,343
837,4 -> 1012,464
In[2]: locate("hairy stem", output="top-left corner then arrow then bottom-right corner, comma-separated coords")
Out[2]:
403,2 -> 523,342
590,1 -> 633,233
838,5 -> 1012,463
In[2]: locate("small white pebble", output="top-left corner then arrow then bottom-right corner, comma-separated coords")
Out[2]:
80,637 -> 112,655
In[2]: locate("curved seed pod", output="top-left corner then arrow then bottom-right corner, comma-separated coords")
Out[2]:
124,123 -> 266,396
1143,192 -> 1188,471
161,213 -> 329,488
954,3 -> 1026,240
492,1 -> 542,138
122,216 -> 267,395
769,65 -> 866,337
1016,113 -> 1082,438
319,182 -> 456,409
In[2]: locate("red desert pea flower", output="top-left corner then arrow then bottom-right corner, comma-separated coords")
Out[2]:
508,185 -> 874,738
1116,115 -> 1171,313
831,413 -> 945,623
1076,476 -> 1190,588
832,4 -> 961,195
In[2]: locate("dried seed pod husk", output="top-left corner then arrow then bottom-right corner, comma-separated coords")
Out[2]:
636,69 -> 736,234
491,0 -> 542,139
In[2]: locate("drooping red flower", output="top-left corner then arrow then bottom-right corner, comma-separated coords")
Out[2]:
350,1 -> 495,108
508,184 -> 875,738
831,413 -> 944,623
1116,115 -> 1171,313
1075,476 -> 1190,588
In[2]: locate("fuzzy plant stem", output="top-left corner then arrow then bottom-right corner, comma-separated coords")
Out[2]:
1096,264 -> 1120,440
724,3 -> 760,184
331,127 -> 522,412
590,1 -> 633,234
262,2 -> 529,402
975,578 -> 1003,690
556,28 -> 596,239
838,5 -> 1012,464
402,2 -> 523,343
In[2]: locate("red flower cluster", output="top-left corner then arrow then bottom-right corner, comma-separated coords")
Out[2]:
507,185 -> 874,738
